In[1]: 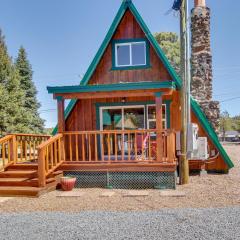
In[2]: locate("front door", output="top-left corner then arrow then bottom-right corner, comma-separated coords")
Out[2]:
99,104 -> 167,160
100,106 -> 145,160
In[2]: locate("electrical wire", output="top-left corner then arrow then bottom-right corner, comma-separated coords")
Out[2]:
220,96 -> 240,103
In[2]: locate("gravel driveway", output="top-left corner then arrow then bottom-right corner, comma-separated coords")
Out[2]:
0,207 -> 240,240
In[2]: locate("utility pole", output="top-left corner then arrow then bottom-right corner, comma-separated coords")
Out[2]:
179,0 -> 190,184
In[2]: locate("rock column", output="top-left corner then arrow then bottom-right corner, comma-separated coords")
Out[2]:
191,0 -> 220,131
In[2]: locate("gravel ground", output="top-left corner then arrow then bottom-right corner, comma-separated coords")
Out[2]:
0,144 -> 239,212
0,207 -> 240,240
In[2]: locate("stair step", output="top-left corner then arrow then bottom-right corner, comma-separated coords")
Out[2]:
0,177 -> 56,187
0,186 -> 43,197
31,177 -> 56,184
0,178 -> 29,182
0,170 -> 37,178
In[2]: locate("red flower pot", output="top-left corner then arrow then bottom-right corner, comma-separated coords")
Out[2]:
61,177 -> 76,191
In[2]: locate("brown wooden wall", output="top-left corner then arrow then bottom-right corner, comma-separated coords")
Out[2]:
66,96 -> 164,132
88,10 -> 172,85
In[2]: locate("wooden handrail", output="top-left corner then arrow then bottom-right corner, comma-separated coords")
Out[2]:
9,133 -> 51,137
37,134 -> 63,149
38,134 -> 65,187
0,133 -> 51,171
63,129 -> 175,135
0,135 -> 13,144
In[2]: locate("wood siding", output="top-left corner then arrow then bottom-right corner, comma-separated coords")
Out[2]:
88,10 -> 172,85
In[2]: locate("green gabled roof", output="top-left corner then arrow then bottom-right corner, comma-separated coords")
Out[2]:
53,0 -> 181,134
51,0 -> 234,169
80,0 -> 182,88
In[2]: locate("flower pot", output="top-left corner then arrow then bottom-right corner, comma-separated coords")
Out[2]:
60,177 -> 76,191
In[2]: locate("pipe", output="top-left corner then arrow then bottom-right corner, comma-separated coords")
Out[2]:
194,0 -> 206,7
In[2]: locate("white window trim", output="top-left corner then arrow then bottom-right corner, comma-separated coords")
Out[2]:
100,105 -> 145,130
146,104 -> 167,130
115,41 -> 146,67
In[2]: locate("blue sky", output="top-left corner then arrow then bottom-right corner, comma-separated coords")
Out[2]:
1,0 -> 240,128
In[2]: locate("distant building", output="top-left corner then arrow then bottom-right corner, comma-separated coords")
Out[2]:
219,131 -> 240,142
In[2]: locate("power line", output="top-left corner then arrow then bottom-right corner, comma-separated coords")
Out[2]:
39,109 -> 57,113
220,96 -> 240,103
213,91 -> 240,97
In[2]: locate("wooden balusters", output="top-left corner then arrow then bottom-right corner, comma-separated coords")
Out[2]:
95,134 -> 98,162
38,133 -> 64,187
76,135 -> 79,161
88,134 -> 91,161
13,134 -> 51,163
62,130 -> 176,164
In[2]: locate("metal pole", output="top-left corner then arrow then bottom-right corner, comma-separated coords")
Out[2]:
179,0 -> 189,185
185,0 -> 191,125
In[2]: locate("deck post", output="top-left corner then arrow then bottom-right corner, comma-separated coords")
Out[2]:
9,135 -> 17,164
155,92 -> 163,162
57,96 -> 65,133
38,148 -> 46,187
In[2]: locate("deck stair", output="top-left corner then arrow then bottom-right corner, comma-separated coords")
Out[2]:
0,165 -> 63,197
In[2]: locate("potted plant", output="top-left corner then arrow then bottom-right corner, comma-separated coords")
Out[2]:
60,176 -> 77,191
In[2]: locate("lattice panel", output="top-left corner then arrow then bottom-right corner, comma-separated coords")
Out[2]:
109,172 -> 176,189
64,171 -> 176,189
64,172 -> 107,188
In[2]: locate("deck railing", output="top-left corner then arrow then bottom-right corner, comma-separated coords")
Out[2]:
0,135 -> 15,170
15,134 -> 50,163
38,134 -> 65,187
0,133 -> 50,171
63,129 -> 176,164
0,130 -> 176,186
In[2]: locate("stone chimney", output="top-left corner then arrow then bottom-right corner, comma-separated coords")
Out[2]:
191,0 -> 220,131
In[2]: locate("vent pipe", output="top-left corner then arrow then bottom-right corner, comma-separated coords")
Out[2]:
194,0 -> 206,7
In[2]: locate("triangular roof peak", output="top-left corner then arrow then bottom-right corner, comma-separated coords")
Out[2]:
80,0 -> 182,88
123,0 -> 132,3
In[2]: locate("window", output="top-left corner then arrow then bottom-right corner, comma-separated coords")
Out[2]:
114,40 -> 147,68
147,104 -> 167,130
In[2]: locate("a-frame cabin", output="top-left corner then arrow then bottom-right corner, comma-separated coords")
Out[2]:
0,0 -> 233,195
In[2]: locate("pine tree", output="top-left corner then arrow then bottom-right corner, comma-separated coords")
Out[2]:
15,47 -> 45,133
5,66 -> 30,133
0,84 -> 8,136
154,32 -> 180,74
0,30 -> 11,136
0,29 -> 11,85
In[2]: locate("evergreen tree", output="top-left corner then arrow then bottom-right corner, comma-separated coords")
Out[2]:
15,47 -> 45,133
0,29 -> 11,85
154,32 -> 180,74
5,66 -> 30,133
0,30 -> 11,135
0,84 -> 8,136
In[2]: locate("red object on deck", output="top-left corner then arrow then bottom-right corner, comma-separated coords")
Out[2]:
61,177 -> 76,191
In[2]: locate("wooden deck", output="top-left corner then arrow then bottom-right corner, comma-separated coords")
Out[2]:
0,130 -> 177,196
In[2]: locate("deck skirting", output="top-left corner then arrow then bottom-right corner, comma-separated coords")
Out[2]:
64,171 -> 176,189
